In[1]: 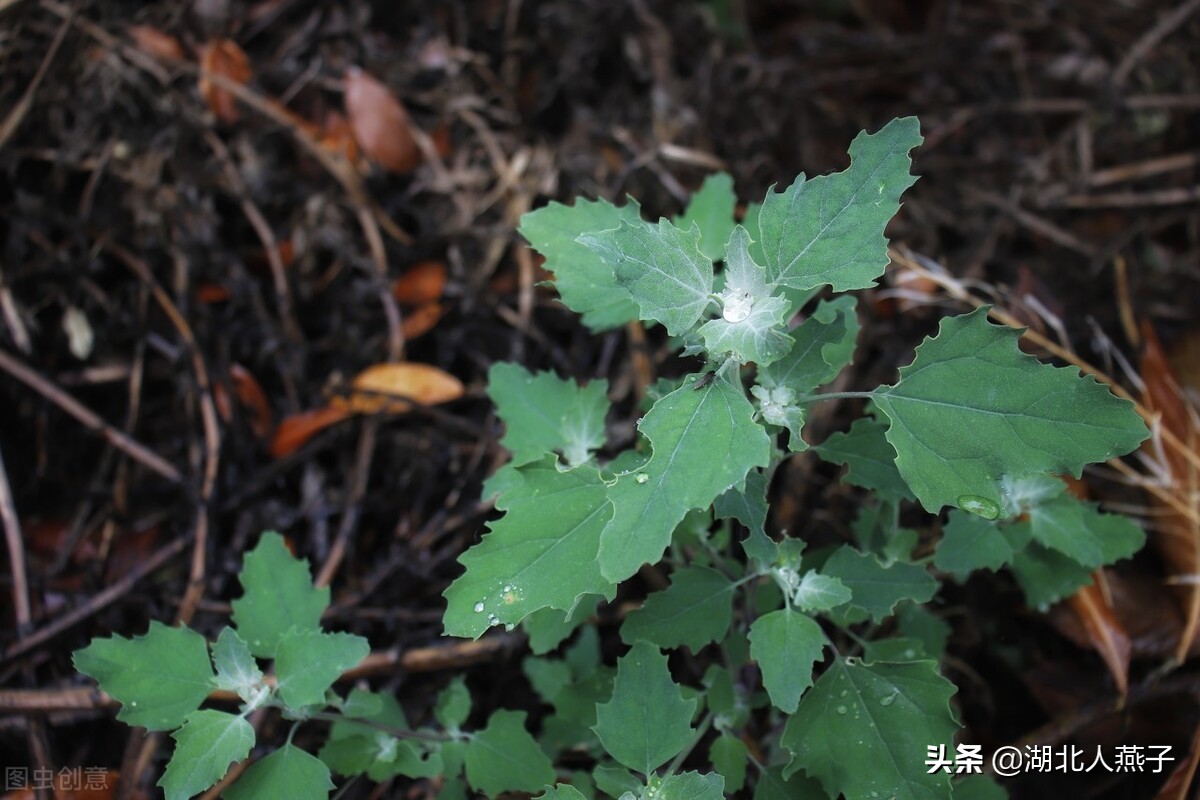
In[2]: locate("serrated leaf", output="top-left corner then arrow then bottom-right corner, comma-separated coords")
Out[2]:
520,198 -> 642,330
578,218 -> 713,336
621,566 -> 736,651
710,734 -> 748,793
816,417 -> 913,501
444,462 -> 616,638
657,771 -> 725,800
539,786 -> 589,800
935,509 -> 1012,578
749,608 -> 826,713
751,384 -> 808,453
275,630 -> 370,708
1027,494 -> 1145,569
73,621 -> 213,731
715,467 -> 776,565
593,641 -> 696,776
822,547 -> 936,622
211,628 -> 263,702
699,226 -> 793,366
225,745 -> 333,800
488,363 -> 610,467
321,690 -> 412,777
759,296 -> 860,395
862,636 -> 929,663
599,377 -> 770,582
782,659 -> 958,800
896,603 -> 951,659
160,710 -> 253,800
758,117 -> 922,292
871,307 -> 1149,515
435,676 -> 471,729
230,532 -> 329,658
1009,540 -> 1096,609
465,710 -> 556,796
675,173 -> 737,262
793,571 -> 852,612
524,595 -> 600,655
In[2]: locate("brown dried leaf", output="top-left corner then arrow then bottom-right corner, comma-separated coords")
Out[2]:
1154,720 -> 1200,799
230,363 -> 273,439
270,406 -> 351,458
1141,320 -> 1200,662
320,110 -> 360,162
401,302 -> 444,340
393,260 -> 446,306
127,25 -> 185,62
198,39 -> 252,124
333,363 -> 463,415
1066,579 -> 1131,695
343,67 -> 421,174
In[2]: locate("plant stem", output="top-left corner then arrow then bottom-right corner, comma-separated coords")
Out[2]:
665,712 -> 714,777
794,390 -> 876,404
309,712 -> 450,742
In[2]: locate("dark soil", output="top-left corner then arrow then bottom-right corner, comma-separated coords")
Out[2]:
2,1 -> 1199,798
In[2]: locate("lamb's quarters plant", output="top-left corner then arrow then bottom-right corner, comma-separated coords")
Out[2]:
73,533 -> 558,799
72,118 -> 1150,800
443,117 -> 1150,799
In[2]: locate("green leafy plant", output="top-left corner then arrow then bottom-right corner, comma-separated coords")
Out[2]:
74,118 -> 1150,800
442,117 -> 1150,799
73,533 -> 557,799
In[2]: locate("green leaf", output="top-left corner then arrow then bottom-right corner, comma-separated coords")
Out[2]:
759,296 -> 860,395
230,532 -> 329,658
715,467 -> 775,565
539,785 -> 590,800
753,766 -> 829,800
816,417 -> 913,501
675,172 -> 737,262
520,198 -> 642,330
748,608 -> 826,713
822,547 -> 937,622
73,621 -> 214,731
435,676 -> 471,730
488,363 -> 610,467
792,571 -> 852,613
211,628 -> 263,704
1027,494 -> 1145,569
782,659 -> 958,800
710,734 -> 748,793
699,226 -> 793,366
621,566 -> 736,651
578,218 -> 713,336
444,461 -> 616,638
599,377 -> 770,582
751,385 -> 808,452
275,630 -> 370,708
465,710 -> 556,796
758,117 -> 922,292
1009,540 -> 1096,609
593,641 -> 696,776
871,307 -> 1149,515
225,745 -> 334,800
524,595 -> 601,655
896,603 -> 951,659
935,510 -> 1012,578
953,774 -> 1008,800
594,764 -> 642,799
161,710 -> 253,800
657,772 -> 725,800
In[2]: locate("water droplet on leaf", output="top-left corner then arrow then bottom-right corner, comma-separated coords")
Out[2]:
635,473 -> 649,484
473,602 -> 485,613
957,494 -> 1001,520
836,705 -> 847,715
880,693 -> 897,707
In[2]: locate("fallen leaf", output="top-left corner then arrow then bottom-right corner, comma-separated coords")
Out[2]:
198,39 -> 252,123
127,25 -> 185,62
401,303 -> 444,340
1141,320 -> 1200,662
230,363 -> 273,438
1066,580 -> 1131,695
1154,720 -> 1200,799
270,406 -> 352,458
343,66 -> 421,173
334,363 -> 463,414
393,260 -> 446,306
319,110 -> 360,162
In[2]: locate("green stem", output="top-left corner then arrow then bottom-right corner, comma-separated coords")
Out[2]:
664,711 -> 714,777
308,712 -> 450,742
